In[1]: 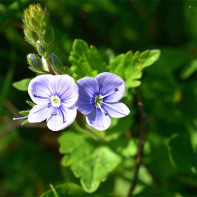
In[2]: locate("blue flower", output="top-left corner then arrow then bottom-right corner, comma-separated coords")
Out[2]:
28,74 -> 78,131
76,72 -> 130,131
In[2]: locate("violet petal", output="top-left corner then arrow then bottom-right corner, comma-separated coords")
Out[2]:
86,108 -> 111,131
102,102 -> 130,118
28,75 -> 52,104
95,72 -> 125,102
47,106 -> 77,131
28,104 -> 53,123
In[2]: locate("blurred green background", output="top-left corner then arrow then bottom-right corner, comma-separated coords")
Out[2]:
1,0 -> 197,196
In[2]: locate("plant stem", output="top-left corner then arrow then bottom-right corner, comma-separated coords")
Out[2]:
74,113 -> 103,141
46,57 -> 56,75
49,183 -> 59,197
127,88 -> 147,197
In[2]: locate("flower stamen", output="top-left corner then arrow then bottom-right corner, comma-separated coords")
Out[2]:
51,95 -> 61,107
99,88 -> 118,99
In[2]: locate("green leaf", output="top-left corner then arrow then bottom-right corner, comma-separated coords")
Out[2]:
109,50 -> 160,88
108,138 -> 137,157
167,135 -> 196,174
69,39 -> 106,79
58,132 -> 121,193
40,183 -> 87,197
19,110 -> 30,116
26,100 -> 36,107
12,78 -> 31,91
181,59 -> 197,79
22,119 -> 29,126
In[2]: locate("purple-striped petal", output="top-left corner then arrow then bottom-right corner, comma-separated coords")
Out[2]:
86,108 -> 111,131
28,104 -> 53,123
47,106 -> 77,131
102,102 -> 130,118
95,72 -> 125,102
76,77 -> 99,114
28,75 -> 52,104
49,75 -> 78,108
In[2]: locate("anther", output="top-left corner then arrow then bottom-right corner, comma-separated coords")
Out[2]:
52,112 -> 57,116
33,93 -> 36,97
114,88 -> 118,91
105,112 -> 108,116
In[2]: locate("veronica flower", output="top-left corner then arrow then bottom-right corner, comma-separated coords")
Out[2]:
76,72 -> 130,131
27,74 -> 78,131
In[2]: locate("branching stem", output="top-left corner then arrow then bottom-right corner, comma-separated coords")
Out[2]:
127,88 -> 147,197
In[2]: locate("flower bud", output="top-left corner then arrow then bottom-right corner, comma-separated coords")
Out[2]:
50,53 -> 63,74
27,53 -> 42,72
36,40 -> 43,56
41,56 -> 49,72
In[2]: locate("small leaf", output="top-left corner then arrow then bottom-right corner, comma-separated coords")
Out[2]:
22,119 -> 28,126
108,138 -> 137,157
69,39 -> 106,79
109,50 -> 160,88
181,59 -> 197,79
73,146 -> 121,193
40,183 -> 87,197
58,132 -> 121,193
167,135 -> 196,174
26,100 -> 36,107
12,78 -> 31,91
19,110 -> 30,116
139,49 -> 161,68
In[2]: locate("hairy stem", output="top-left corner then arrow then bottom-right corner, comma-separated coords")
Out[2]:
127,88 -> 146,197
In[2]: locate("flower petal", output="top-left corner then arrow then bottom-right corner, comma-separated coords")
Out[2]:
86,108 -> 111,131
28,75 -> 53,104
47,106 -> 77,131
95,72 -> 125,102
76,77 -> 99,115
28,104 -> 53,123
49,75 -> 79,108
102,102 -> 130,118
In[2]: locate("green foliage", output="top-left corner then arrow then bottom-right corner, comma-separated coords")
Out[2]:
69,39 -> 106,79
26,100 -> 36,107
41,183 -> 88,197
181,59 -> 197,79
19,110 -> 30,116
109,50 -> 160,88
12,78 -> 31,91
167,135 -> 197,174
59,131 -> 121,193
1,0 -> 197,197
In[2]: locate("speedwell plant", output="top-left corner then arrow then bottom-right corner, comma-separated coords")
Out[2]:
13,4 -> 160,197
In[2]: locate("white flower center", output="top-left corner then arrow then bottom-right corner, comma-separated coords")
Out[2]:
94,94 -> 103,108
51,95 -> 61,107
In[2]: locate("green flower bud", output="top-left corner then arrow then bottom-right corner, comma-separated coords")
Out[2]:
23,4 -> 55,55
36,40 -> 43,56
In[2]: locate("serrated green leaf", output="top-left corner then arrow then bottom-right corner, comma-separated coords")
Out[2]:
139,50 -> 161,68
167,135 -> 196,174
72,146 -> 121,193
69,39 -> 106,79
58,132 -> 121,193
12,78 -> 31,91
26,100 -> 36,107
109,50 -> 160,88
40,183 -> 87,197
